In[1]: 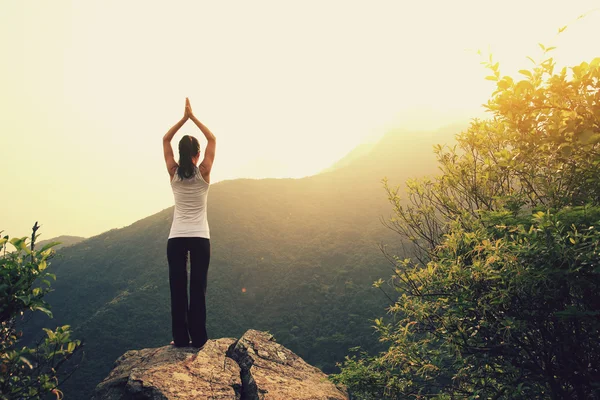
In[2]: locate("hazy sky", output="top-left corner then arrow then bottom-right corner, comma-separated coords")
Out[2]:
1,1 -> 599,239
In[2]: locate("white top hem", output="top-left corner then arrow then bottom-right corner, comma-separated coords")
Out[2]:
168,234 -> 210,239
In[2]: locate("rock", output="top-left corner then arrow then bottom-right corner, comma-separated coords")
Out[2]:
92,329 -> 348,400
226,329 -> 348,400
92,338 -> 242,399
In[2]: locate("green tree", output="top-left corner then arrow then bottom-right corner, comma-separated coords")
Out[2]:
330,51 -> 600,399
1,223 -> 83,399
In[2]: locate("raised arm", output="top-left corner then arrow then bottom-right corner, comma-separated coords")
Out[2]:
187,100 -> 216,182
163,98 -> 189,180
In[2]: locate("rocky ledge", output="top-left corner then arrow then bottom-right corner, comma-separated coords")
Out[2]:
92,329 -> 348,400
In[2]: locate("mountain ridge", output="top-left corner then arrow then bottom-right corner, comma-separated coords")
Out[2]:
36,235 -> 86,250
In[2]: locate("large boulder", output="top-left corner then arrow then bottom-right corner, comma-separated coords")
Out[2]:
92,329 -> 348,400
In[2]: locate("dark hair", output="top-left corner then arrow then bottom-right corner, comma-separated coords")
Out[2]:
177,135 -> 201,180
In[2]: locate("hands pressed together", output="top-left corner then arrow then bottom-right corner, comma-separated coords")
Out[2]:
171,96 -> 216,144
183,97 -> 195,121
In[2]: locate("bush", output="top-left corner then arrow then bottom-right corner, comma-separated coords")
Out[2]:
0,223 -> 83,400
330,50 -> 600,399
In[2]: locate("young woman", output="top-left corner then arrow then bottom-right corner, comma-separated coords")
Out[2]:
162,98 -> 216,348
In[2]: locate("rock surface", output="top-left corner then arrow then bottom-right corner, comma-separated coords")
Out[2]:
92,338 -> 241,399
92,329 -> 348,400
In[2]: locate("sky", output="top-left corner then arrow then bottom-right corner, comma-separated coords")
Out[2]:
1,0 -> 599,240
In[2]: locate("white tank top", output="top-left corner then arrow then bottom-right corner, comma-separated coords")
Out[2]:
168,166 -> 210,239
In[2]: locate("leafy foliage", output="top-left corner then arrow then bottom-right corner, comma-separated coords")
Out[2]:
331,52 -> 600,399
383,54 -> 600,261
0,223 -> 83,400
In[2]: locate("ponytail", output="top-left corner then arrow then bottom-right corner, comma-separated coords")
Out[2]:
177,135 -> 201,180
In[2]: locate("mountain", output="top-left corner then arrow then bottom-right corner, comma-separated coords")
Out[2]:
322,122 -> 465,178
321,142 -> 376,173
36,235 -> 86,250
24,124 -> 465,398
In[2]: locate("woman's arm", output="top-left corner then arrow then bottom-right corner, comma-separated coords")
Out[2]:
163,99 -> 190,179
188,101 -> 216,181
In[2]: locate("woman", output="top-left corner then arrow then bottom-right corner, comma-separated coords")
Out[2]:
162,98 -> 216,348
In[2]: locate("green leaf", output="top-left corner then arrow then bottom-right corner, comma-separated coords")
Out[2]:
9,237 -> 28,252
19,356 -> 33,369
43,328 -> 56,340
40,241 -> 61,252
497,77 -> 513,90
519,70 -> 532,78
34,305 -> 53,318
515,80 -> 534,93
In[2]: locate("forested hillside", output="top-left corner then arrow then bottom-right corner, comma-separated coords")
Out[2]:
24,124 -> 461,398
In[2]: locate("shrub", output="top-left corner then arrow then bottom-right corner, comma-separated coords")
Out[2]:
0,223 -> 83,400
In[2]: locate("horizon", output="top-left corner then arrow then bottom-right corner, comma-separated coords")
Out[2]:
1,1 -> 599,239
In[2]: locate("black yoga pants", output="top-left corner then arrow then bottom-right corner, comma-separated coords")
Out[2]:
166,237 -> 210,347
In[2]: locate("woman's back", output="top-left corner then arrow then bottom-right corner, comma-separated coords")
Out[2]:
163,98 -> 216,349
169,166 -> 210,239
